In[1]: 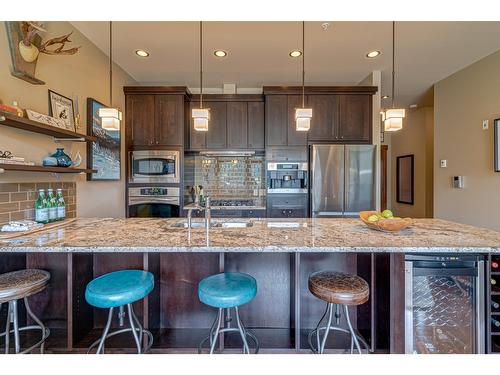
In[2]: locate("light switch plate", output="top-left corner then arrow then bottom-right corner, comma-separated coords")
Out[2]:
483,120 -> 489,130
440,159 -> 447,168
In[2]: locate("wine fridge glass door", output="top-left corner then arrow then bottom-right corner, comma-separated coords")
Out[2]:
405,260 -> 485,354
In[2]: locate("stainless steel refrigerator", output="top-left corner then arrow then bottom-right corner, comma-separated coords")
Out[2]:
310,144 -> 376,218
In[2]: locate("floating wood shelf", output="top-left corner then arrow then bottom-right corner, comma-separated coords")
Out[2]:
0,111 -> 96,142
0,164 -> 96,174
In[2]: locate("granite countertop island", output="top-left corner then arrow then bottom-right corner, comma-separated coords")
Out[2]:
1,217 -> 499,253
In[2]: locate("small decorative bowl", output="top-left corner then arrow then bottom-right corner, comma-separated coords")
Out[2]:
359,211 -> 412,233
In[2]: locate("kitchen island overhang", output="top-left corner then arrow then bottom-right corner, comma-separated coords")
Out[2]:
0,218 -> 499,354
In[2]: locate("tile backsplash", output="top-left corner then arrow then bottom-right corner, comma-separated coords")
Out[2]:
0,182 -> 76,225
184,154 -> 266,205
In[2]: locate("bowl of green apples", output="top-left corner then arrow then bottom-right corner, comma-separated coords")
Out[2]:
359,210 -> 412,233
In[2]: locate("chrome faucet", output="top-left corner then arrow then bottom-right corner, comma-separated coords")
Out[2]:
205,196 -> 211,231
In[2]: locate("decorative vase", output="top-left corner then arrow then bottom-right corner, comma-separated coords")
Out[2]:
51,148 -> 72,167
42,156 -> 58,167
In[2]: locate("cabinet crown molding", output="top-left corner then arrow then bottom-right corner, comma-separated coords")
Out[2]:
263,86 -> 378,95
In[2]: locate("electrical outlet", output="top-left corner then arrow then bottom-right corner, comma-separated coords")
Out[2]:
440,160 -> 447,168
483,120 -> 489,130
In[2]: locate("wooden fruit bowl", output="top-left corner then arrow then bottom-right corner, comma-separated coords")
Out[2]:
359,211 -> 412,233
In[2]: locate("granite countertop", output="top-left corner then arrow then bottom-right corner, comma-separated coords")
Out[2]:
1,218 -> 499,253
183,204 -> 266,211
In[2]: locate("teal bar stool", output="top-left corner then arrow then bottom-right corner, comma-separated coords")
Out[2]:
198,272 -> 259,354
85,270 -> 154,354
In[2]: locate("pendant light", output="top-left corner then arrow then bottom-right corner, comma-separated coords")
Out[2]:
99,21 -> 122,131
295,21 -> 312,132
383,21 -> 405,132
192,21 -> 210,132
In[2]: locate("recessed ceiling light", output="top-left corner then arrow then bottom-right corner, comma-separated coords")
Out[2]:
366,50 -> 381,58
214,50 -> 227,57
289,50 -> 302,58
135,50 -> 149,57
382,95 -> 390,99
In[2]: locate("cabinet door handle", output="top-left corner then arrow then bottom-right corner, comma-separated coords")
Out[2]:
340,136 -> 344,139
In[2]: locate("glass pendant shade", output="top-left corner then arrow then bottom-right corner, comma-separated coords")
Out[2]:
295,107 -> 312,131
98,107 -> 122,131
192,108 -> 210,132
383,108 -> 405,132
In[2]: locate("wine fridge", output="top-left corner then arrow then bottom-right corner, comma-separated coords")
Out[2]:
405,254 -> 485,354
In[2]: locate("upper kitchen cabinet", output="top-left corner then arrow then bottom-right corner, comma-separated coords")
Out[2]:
155,95 -> 184,146
265,95 -> 287,146
338,94 -> 371,142
125,94 -> 155,147
264,86 -> 377,145
247,101 -> 265,149
124,86 -> 190,149
265,94 -> 308,147
187,95 -> 265,150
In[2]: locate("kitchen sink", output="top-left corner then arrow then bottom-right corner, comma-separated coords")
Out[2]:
170,221 -> 253,229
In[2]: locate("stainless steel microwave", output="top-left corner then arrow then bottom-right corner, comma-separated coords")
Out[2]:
129,150 -> 180,184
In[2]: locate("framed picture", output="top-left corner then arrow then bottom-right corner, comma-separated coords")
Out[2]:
48,90 -> 75,131
86,98 -> 121,181
495,118 -> 500,172
396,154 -> 414,205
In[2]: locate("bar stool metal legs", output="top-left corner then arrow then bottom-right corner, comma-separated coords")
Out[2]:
199,306 -> 259,354
1,297 -> 50,354
87,303 -> 153,354
308,303 -> 369,354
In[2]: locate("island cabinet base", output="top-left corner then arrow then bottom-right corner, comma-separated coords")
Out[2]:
0,252 -> 400,354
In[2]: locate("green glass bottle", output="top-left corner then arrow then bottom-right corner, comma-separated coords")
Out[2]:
56,188 -> 65,221
35,189 -> 49,224
47,189 -> 57,223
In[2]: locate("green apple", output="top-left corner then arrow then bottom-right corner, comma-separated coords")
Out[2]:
367,215 -> 379,222
381,209 -> 393,218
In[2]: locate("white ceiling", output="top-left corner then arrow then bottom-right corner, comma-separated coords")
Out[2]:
72,21 -> 500,106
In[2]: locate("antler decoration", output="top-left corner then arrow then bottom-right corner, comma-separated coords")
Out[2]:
39,32 -> 80,55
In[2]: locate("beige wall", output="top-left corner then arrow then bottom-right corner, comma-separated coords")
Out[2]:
434,49 -> 500,230
0,22 -> 136,217
390,106 -> 434,218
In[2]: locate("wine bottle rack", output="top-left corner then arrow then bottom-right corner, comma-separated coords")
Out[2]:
489,255 -> 500,353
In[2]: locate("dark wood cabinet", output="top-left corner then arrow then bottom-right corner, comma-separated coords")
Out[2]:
227,102 -> 248,149
247,102 -> 265,149
188,102 -> 206,150
264,87 -> 376,145
125,87 -> 189,149
188,97 -> 265,150
205,101 -> 227,149
126,94 -> 155,147
338,94 -> 371,142
155,95 -> 184,146
265,95 -> 287,146
287,95 -> 308,146
307,95 -> 337,141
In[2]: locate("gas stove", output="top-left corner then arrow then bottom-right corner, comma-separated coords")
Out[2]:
210,199 -> 256,207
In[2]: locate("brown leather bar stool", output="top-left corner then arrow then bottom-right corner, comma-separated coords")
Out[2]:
0,269 -> 51,354
308,270 -> 370,354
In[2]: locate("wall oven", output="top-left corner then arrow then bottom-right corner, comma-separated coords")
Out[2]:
129,150 -> 180,184
128,187 -> 180,218
405,254 -> 485,354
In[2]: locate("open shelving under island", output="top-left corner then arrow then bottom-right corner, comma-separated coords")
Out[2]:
0,217 -> 499,354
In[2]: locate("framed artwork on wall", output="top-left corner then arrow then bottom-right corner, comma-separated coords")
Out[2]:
48,90 -> 75,131
396,154 -> 414,205
495,118 -> 500,172
86,98 -> 121,181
